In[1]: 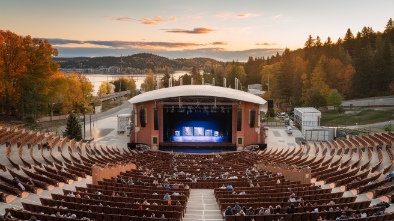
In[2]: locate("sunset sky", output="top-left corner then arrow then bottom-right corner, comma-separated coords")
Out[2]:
1,0 -> 393,61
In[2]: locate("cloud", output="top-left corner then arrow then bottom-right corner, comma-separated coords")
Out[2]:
163,27 -> 215,34
168,16 -> 177,22
255,42 -> 277,46
211,41 -> 228,45
214,12 -> 232,18
48,38 -> 204,50
236,13 -> 261,18
109,16 -> 134,21
141,16 -> 165,25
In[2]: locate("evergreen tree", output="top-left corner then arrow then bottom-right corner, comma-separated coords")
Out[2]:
327,89 -> 344,109
65,112 -> 82,141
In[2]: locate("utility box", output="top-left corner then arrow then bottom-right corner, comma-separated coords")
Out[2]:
117,114 -> 131,134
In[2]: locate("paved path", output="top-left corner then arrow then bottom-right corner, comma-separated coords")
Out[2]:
183,189 -> 222,221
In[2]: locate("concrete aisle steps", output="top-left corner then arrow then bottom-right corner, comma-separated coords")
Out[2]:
183,189 -> 223,221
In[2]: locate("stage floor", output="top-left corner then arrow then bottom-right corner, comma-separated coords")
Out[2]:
159,142 -> 236,153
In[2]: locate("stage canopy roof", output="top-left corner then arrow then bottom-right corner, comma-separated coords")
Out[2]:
128,85 -> 266,105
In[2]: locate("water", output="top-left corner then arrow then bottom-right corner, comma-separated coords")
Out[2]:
81,71 -> 189,94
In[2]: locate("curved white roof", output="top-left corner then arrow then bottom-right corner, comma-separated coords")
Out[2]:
128,85 -> 266,105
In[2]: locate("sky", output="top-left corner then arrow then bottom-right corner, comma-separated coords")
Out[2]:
1,0 -> 393,61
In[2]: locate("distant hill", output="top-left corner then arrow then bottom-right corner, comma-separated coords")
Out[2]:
54,53 -> 223,72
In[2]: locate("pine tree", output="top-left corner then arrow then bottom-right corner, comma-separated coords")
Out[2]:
65,113 -> 82,141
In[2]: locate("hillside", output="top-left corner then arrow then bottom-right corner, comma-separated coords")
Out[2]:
54,53 -> 223,72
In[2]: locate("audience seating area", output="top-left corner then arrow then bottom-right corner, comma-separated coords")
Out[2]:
0,127 -> 393,221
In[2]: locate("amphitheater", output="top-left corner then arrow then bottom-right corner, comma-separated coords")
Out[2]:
0,104 -> 394,221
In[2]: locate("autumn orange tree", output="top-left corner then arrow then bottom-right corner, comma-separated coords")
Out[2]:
0,30 -> 94,121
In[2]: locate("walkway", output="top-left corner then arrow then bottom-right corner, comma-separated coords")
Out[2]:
183,189 -> 222,221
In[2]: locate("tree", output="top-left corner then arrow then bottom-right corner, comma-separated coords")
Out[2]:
98,81 -> 113,97
385,18 -> 394,33
327,89 -> 344,109
65,112 -> 82,141
61,74 -> 93,114
344,28 -> 354,41
227,62 -> 246,89
47,72 -> 67,121
141,69 -> 156,91
161,67 -> 171,88
0,30 -> 59,119
304,35 -> 314,48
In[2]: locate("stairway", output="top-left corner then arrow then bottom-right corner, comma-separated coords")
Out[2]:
183,189 -> 223,221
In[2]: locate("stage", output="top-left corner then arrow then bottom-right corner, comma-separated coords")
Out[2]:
159,142 -> 236,153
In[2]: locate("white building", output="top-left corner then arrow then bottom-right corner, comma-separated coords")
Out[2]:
294,107 -> 325,140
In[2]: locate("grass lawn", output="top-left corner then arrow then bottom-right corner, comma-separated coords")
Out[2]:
321,108 -> 394,127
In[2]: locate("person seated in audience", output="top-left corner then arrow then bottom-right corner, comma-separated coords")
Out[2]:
239,191 -> 246,195
265,206 -> 273,214
17,182 -> 25,191
247,207 -> 255,215
361,212 -> 367,218
288,196 -> 296,202
172,191 -> 180,196
164,183 -> 170,188
176,201 -> 181,206
184,184 -> 189,189
26,178 -> 35,187
173,182 -> 179,189
163,193 -> 171,201
328,200 -> 335,205
277,217 -> 285,221
276,179 -> 281,184
329,207 -> 334,211
286,204 -> 296,214
386,172 -> 394,179
152,202 -> 158,206
256,183 -> 260,187
142,199 -> 150,205
274,205 -> 281,214
258,207 -> 265,215
29,216 -> 37,221
75,193 -> 81,198
233,202 -> 242,212
336,212 -> 347,220
226,184 -> 233,190
225,206 -> 233,216
151,213 -> 156,217
122,192 -> 128,197
317,216 -> 323,221
296,197 -> 304,206
313,202 -> 318,207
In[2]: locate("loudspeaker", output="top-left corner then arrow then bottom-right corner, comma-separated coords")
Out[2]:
259,143 -> 267,150
268,99 -> 274,109
250,109 -> 256,128
153,109 -> 158,130
237,109 -> 242,131
139,108 -> 146,127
